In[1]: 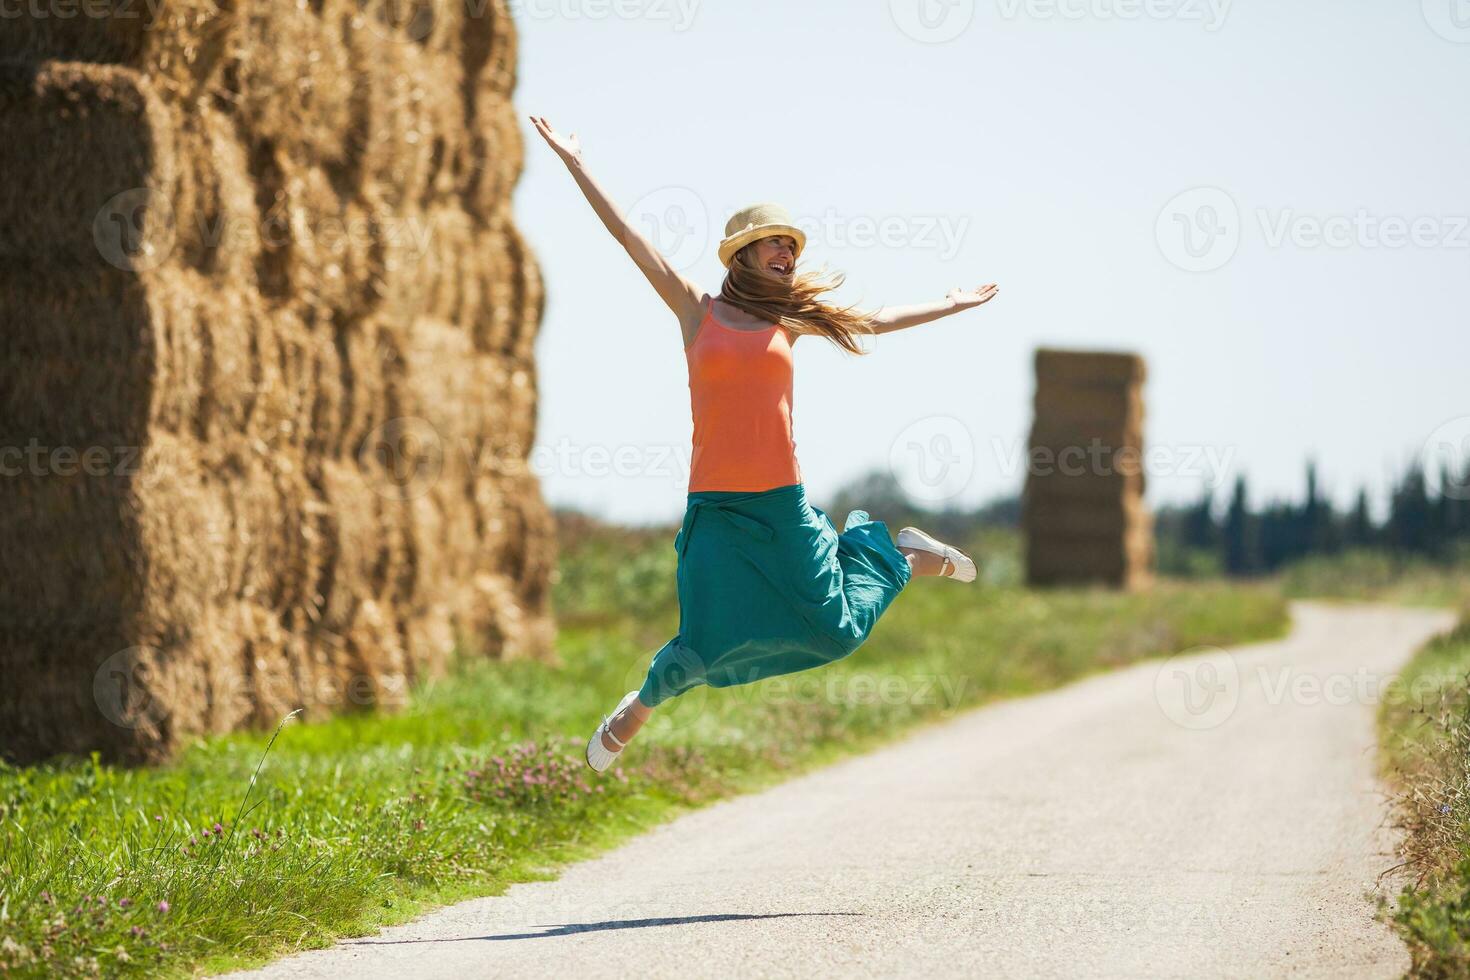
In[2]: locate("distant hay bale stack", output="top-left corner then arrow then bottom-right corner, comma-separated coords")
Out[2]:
0,0 -> 554,765
1022,349 -> 1154,590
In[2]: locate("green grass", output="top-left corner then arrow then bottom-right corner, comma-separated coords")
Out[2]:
1378,612 -> 1470,978
1279,548 -> 1470,609
0,518 -> 1287,978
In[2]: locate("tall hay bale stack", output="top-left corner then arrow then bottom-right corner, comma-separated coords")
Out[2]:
0,0 -> 554,764
1022,349 -> 1154,590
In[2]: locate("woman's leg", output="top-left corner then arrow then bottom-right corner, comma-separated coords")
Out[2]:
602,695 -> 652,751
894,524 -> 977,582
900,545 -> 950,576
602,635 -> 705,752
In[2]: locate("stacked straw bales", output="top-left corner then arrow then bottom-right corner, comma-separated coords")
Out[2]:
0,0 -> 554,764
1022,349 -> 1154,590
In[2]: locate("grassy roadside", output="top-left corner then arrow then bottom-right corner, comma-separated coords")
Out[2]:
1378,612 -> 1470,977
0,522 -> 1287,979
1269,547 -> 1470,975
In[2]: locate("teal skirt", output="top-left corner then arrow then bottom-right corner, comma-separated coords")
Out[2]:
637,482 -> 913,707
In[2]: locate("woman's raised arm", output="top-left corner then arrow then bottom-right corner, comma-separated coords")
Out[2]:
529,116 -> 704,327
867,284 -> 1000,335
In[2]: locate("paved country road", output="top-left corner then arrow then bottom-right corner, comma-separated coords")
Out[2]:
223,602 -> 1456,980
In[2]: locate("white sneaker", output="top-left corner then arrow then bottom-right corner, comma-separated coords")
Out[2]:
586,690 -> 640,773
896,526 -> 977,583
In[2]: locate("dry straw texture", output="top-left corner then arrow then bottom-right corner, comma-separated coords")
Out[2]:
1023,348 -> 1155,590
0,0 -> 555,764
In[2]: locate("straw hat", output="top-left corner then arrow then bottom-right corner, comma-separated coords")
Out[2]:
717,203 -> 806,268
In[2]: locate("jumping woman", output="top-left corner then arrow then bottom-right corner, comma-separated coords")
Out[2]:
527,117 -> 1000,773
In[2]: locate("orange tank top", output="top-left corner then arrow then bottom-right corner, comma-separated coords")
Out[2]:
685,296 -> 803,492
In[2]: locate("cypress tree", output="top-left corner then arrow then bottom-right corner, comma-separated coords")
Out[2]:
1347,488 -> 1374,548
1183,487 -> 1217,551
1437,462 -> 1465,544
1388,463 -> 1433,556
1223,476 -> 1260,575
1302,461 -> 1340,555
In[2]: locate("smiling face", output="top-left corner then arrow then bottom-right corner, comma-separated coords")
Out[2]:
750,235 -> 798,279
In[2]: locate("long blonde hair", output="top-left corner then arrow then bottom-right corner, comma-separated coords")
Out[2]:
718,245 -> 876,355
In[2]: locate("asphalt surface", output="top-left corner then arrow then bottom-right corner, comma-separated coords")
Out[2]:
223,601 -> 1455,979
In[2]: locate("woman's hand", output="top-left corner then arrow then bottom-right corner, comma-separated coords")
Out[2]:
947,283 -> 1000,310
529,115 -> 582,166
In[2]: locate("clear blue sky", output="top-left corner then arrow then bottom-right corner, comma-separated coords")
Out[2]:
510,0 -> 1469,525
